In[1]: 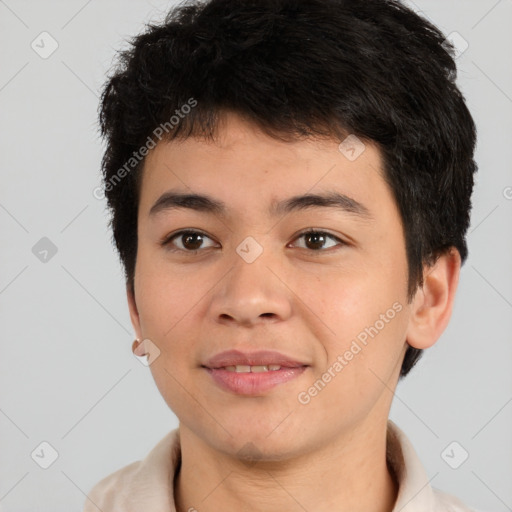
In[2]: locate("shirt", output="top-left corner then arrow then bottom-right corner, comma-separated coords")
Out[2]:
83,420 -> 475,512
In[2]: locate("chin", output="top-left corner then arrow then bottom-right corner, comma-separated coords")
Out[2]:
199,418 -> 311,460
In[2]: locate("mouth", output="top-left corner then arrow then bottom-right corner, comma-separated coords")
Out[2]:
214,364 -> 285,372
202,350 -> 309,395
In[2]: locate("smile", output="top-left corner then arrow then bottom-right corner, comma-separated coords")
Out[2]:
204,365 -> 307,395
202,349 -> 309,395
221,364 -> 282,372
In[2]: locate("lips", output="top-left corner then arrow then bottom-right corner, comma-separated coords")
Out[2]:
221,364 -> 283,372
203,349 -> 309,395
204,349 -> 307,369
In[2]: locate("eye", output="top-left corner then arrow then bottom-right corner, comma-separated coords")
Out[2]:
161,228 -> 346,253
161,230 -> 218,252
289,229 -> 346,252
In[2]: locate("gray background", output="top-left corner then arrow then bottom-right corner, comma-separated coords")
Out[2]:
0,0 -> 511,511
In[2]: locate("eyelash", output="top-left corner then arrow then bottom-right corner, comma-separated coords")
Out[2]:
161,228 -> 347,254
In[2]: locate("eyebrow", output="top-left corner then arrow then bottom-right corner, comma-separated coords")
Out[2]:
149,190 -> 373,221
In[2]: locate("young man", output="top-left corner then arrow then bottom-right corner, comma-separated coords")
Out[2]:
84,0 -> 477,510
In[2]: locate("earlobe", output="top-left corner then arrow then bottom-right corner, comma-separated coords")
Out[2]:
127,284 -> 143,340
406,248 -> 461,350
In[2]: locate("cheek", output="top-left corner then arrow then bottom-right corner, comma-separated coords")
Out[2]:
135,257 -> 208,339
317,268 -> 403,335
137,273 -> 205,418
312,260 -> 409,381
298,283 -> 408,430
134,258 -> 211,374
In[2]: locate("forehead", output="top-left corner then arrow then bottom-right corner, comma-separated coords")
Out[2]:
138,113 -> 393,221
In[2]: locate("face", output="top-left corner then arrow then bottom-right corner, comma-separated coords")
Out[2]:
129,113 -> 412,460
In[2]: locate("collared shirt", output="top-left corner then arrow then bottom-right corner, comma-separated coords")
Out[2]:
83,420 -> 475,512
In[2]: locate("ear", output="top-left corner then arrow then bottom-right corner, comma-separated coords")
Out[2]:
127,283 -> 143,341
406,248 -> 461,350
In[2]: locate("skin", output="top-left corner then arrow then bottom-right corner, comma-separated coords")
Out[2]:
127,112 -> 461,512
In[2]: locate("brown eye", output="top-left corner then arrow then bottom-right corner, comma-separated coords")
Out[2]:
181,232 -> 204,250
163,230 -> 217,252
291,230 -> 344,251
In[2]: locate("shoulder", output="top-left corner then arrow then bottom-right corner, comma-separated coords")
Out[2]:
386,421 -> 477,512
83,428 -> 181,512
432,488 -> 478,512
83,460 -> 142,512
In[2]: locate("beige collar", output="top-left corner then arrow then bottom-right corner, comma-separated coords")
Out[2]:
84,420 -> 472,512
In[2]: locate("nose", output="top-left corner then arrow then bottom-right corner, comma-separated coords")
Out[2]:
209,243 -> 293,327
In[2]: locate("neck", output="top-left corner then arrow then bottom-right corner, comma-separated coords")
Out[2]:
174,419 -> 398,512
